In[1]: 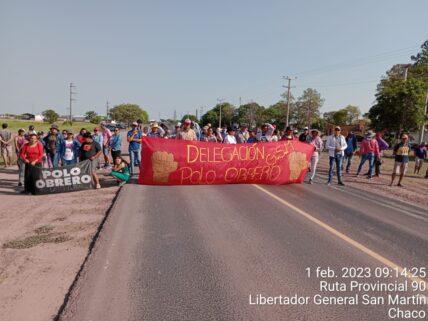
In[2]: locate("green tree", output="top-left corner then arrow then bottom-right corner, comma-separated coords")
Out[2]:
201,102 -> 235,128
85,110 -> 98,122
109,103 -> 149,125
233,102 -> 266,127
343,105 -> 361,125
91,115 -> 103,124
42,109 -> 59,124
181,114 -> 198,123
292,88 -> 324,128
369,78 -> 426,134
332,109 -> 349,126
411,39 -> 428,65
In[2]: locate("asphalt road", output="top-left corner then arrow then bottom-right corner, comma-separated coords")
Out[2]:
59,181 -> 428,321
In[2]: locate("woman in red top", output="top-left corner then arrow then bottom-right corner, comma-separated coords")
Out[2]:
20,134 -> 44,194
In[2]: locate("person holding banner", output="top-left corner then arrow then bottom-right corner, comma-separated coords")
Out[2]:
223,127 -> 237,144
80,133 -> 102,189
20,134 -> 44,194
62,131 -> 81,165
177,119 -> 197,141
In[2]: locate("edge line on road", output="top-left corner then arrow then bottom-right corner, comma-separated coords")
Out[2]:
252,184 -> 427,289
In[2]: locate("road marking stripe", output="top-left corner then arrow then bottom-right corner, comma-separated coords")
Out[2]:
253,184 -> 428,289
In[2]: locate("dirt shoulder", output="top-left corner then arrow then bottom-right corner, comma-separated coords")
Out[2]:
0,166 -> 119,321
314,151 -> 428,208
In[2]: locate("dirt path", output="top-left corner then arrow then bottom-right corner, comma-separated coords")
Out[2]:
0,154 -> 123,320
314,152 -> 428,208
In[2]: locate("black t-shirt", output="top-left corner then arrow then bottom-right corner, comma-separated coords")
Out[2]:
80,141 -> 101,160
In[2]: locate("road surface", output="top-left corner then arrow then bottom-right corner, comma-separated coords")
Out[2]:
59,181 -> 428,321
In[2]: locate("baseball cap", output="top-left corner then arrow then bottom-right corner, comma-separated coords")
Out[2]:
132,122 -> 138,126
184,119 -> 191,124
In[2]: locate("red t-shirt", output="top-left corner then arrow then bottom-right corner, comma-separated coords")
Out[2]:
20,142 -> 44,163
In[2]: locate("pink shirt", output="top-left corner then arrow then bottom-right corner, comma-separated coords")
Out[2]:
102,128 -> 112,146
360,138 -> 380,157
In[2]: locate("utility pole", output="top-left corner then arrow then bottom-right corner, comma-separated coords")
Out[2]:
106,101 -> 109,121
69,83 -> 76,122
173,110 -> 177,122
420,92 -> 428,143
217,98 -> 224,128
283,76 -> 296,127
195,108 -> 198,120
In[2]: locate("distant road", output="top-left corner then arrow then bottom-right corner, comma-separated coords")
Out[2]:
59,182 -> 428,321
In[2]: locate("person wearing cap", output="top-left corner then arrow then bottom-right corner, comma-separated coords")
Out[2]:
79,133 -> 102,189
389,134 -> 411,187
27,125 -> 37,137
177,119 -> 197,141
127,122 -> 143,175
223,127 -> 237,144
257,123 -> 274,142
356,130 -> 379,179
43,124 -> 64,168
307,129 -> 323,184
299,127 -> 309,143
61,131 -> 81,165
343,131 -> 357,174
281,127 -> 294,141
326,126 -> 347,186
147,122 -> 164,138
100,122 -> 112,168
247,128 -> 259,143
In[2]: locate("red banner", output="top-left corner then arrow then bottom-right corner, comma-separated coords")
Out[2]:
138,137 -> 314,185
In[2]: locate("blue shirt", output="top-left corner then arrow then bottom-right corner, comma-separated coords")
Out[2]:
127,130 -> 142,150
110,134 -> 122,151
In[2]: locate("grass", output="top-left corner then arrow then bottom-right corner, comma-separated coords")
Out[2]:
2,226 -> 71,249
0,118 -> 98,134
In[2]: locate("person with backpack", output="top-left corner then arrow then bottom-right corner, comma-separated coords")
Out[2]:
43,124 -> 64,168
356,131 -> 380,179
342,132 -> 357,174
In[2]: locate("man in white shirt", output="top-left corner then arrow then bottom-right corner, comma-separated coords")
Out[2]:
224,127 -> 237,144
326,126 -> 347,185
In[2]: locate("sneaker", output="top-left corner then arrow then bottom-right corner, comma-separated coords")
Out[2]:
338,181 -> 345,186
18,182 -> 22,187
308,178 -> 313,184
118,181 -> 126,187
327,181 -> 331,186
367,176 -> 372,179
397,183 -> 404,187
96,184 -> 101,189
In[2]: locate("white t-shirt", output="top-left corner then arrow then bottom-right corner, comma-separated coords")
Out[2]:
224,135 -> 237,144
64,141 -> 74,161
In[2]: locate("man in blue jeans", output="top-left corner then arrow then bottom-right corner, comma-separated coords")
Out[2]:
326,126 -> 348,186
127,122 -> 142,175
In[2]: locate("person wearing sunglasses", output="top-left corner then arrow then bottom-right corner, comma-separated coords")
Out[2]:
326,126 -> 347,186
110,128 -> 122,160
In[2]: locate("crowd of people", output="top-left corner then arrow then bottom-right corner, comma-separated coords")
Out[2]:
0,119 -> 427,194
0,122 -> 129,194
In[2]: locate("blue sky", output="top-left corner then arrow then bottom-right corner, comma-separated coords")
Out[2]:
0,0 -> 427,119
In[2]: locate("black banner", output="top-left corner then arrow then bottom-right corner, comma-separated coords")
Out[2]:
30,160 -> 94,195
